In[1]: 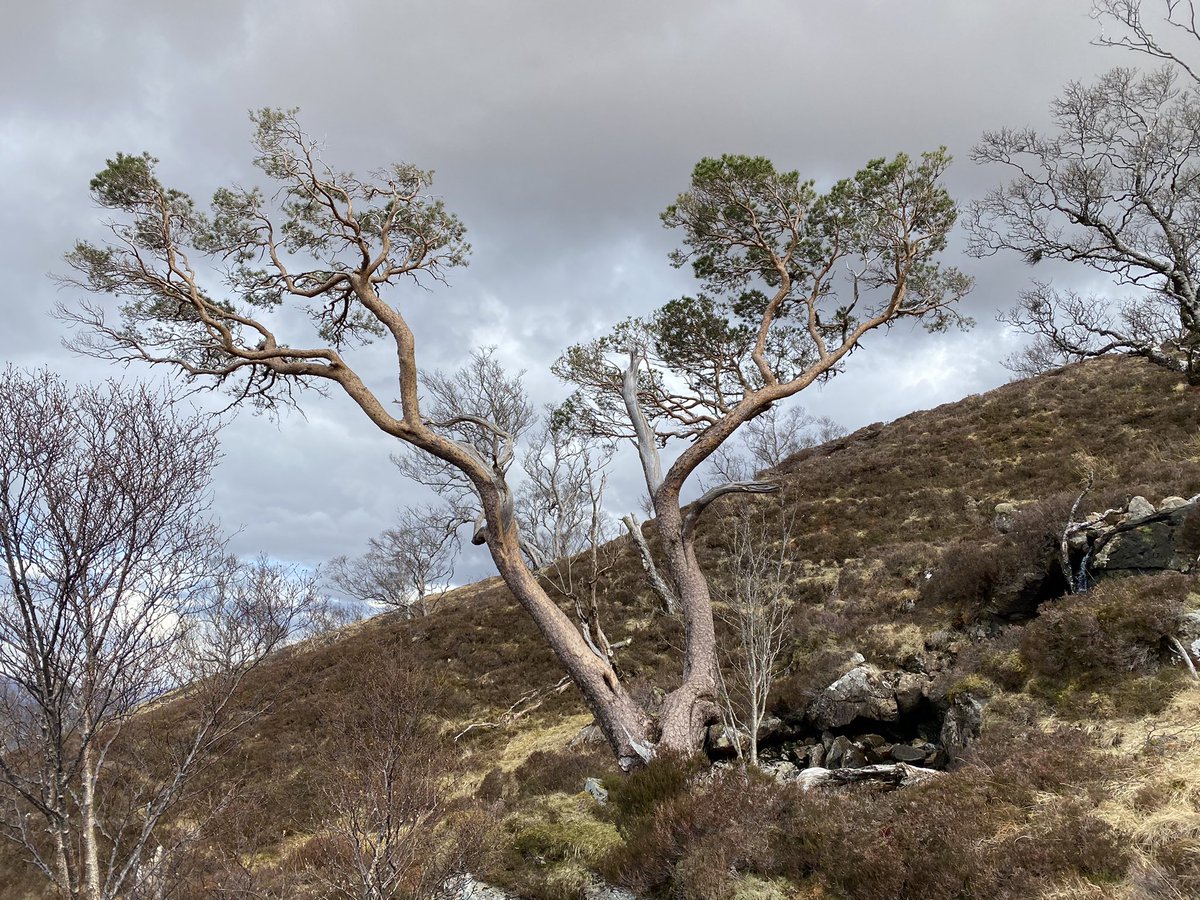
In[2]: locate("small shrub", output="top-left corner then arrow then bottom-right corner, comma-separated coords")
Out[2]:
515,747 -> 614,797
601,750 -> 704,839
491,795 -> 622,900
477,766 -> 516,802
1021,573 -> 1189,677
602,768 -> 780,898
980,646 -> 1029,691
921,541 -> 1001,608
510,803 -> 621,864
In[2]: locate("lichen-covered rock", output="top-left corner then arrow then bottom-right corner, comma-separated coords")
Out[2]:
807,666 -> 899,730
993,501 -> 1016,533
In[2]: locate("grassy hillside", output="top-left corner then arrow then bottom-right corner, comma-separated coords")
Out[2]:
4,355 -> 1200,898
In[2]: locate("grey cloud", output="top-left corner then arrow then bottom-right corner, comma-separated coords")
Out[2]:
0,0 -> 1140,578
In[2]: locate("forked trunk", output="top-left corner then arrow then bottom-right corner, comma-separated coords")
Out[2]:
653,501 -> 721,754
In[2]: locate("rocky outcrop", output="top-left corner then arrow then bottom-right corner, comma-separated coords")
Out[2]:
704,716 -> 790,757
701,650 -> 985,778
1085,495 -> 1200,576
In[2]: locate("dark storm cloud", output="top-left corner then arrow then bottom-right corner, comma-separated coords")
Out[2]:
1,1 -> 1129,575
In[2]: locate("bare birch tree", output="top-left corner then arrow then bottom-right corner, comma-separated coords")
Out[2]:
58,113 -> 968,765
516,413 -> 619,664
300,666 -> 492,900
326,504 -> 460,617
703,405 -> 845,488
714,501 -> 794,769
0,368 -> 319,900
971,2 -> 1200,380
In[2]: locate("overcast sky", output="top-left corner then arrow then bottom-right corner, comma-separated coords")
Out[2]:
0,1 -> 1134,581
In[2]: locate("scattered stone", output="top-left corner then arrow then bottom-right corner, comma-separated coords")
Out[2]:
1160,496 -> 1189,511
926,748 -> 950,769
807,743 -> 825,768
583,777 -> 608,805
1126,496 -> 1156,519
568,723 -> 606,748
859,733 -> 887,748
993,502 -> 1016,533
826,735 -> 851,769
842,745 -> 868,768
865,744 -> 891,764
940,694 -> 985,763
890,744 -> 926,763
763,760 -> 801,784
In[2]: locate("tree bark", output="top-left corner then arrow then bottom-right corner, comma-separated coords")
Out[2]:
80,738 -> 102,900
653,499 -> 721,753
481,492 -> 655,769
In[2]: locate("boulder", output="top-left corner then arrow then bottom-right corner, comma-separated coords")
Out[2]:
583,777 -> 608,805
895,672 -> 930,714
1160,496 -> 1189,512
940,694 -> 985,763
842,745 -> 868,769
1126,495 -> 1156,520
756,715 -> 786,743
704,723 -> 742,757
890,743 -> 927,763
808,666 -> 899,730
826,735 -> 852,769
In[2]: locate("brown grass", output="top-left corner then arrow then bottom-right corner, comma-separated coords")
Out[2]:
6,356 -> 1200,896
